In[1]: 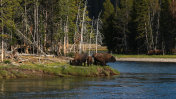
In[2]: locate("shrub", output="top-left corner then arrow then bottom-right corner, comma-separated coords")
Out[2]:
4,60 -> 11,64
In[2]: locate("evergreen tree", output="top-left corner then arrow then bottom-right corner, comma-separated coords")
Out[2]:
132,0 -> 151,53
160,0 -> 175,53
170,0 -> 176,49
109,7 -> 126,53
102,0 -> 114,52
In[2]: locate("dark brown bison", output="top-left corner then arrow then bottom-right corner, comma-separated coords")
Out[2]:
92,53 -> 116,66
147,49 -> 163,55
87,56 -> 93,66
72,53 -> 88,66
70,60 -> 79,66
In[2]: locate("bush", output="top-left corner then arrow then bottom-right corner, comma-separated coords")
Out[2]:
4,60 -> 11,64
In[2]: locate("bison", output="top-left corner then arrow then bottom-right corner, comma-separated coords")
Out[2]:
72,53 -> 88,66
87,56 -> 93,66
92,53 -> 116,66
70,60 -> 79,66
147,49 -> 163,55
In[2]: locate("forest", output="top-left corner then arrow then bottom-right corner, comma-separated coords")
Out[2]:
0,0 -> 103,60
0,0 -> 176,62
102,0 -> 176,54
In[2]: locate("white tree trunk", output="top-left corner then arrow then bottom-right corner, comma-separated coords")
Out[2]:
36,0 -> 39,54
155,9 -> 160,50
79,0 -> 87,54
96,21 -> 98,53
1,0 -> 4,62
96,12 -> 101,53
89,20 -> 93,56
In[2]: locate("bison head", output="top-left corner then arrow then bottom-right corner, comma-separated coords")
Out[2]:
110,56 -> 116,62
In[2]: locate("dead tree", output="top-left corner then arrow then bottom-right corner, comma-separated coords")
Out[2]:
1,0 -> 4,62
96,12 -> 102,53
79,0 -> 87,54
89,19 -> 94,56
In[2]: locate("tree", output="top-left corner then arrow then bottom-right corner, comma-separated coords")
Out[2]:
132,0 -> 152,53
160,0 -> 174,54
115,0 -> 133,53
170,0 -> 176,49
170,0 -> 176,19
148,0 -> 161,50
0,0 -> 21,61
102,0 -> 114,52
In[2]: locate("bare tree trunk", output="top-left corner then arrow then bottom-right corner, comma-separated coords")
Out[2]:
145,22 -> 150,51
24,0 -> 29,54
89,20 -> 94,56
89,38 -> 91,56
96,12 -> 101,53
44,9 -> 47,52
162,41 -> 165,55
79,0 -> 87,54
96,21 -> 98,53
149,11 -> 154,50
64,17 -> 69,55
74,3 -> 80,53
33,0 -> 37,54
25,0 -> 27,36
64,36 -> 66,56
155,9 -> 160,50
1,0 -> 4,62
36,0 -> 39,54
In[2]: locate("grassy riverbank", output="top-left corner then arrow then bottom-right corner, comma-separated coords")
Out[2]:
113,54 -> 176,58
0,62 -> 119,79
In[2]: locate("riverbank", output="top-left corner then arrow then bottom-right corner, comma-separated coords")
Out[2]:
113,54 -> 176,63
115,58 -> 176,63
0,62 -> 119,79
113,54 -> 176,58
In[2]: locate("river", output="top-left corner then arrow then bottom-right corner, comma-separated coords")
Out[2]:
0,62 -> 176,99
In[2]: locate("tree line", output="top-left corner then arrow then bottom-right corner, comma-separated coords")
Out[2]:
0,0 -> 105,61
102,0 -> 176,54
1,0 -> 176,62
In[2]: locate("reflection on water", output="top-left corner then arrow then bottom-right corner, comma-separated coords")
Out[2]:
1,62 -> 176,99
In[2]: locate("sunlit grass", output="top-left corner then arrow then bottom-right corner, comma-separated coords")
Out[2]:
0,62 -> 119,79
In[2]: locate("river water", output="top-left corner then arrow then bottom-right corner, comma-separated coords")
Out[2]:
0,62 -> 176,99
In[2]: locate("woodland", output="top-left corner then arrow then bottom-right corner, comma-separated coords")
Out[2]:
0,0 -> 176,62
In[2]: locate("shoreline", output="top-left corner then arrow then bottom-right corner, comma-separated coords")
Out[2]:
0,63 -> 120,79
115,58 -> 176,63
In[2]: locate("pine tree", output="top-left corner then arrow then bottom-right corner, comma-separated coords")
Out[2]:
116,0 -> 133,53
102,0 -> 114,52
160,0 -> 175,53
102,0 -> 114,23
0,0 -> 21,61
170,0 -> 176,49
133,0 -> 152,53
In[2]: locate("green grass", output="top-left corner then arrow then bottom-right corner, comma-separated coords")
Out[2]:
0,62 -> 120,79
113,54 -> 176,58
